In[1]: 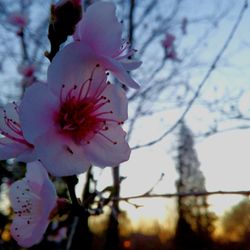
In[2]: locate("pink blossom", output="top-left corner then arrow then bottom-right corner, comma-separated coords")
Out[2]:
8,13 -> 28,29
161,33 -> 175,49
0,102 -> 35,162
19,57 -> 130,176
161,33 -> 179,61
19,64 -> 36,78
73,1 -> 141,89
167,48 -> 178,61
9,161 -> 57,248
19,65 -> 36,87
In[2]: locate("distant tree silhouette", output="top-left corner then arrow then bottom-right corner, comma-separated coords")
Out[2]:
104,167 -> 123,250
222,198 -> 250,242
174,122 -> 216,250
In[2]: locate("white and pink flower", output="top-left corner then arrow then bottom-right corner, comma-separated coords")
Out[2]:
73,1 -> 141,89
9,161 -> 57,248
19,56 -> 130,176
0,102 -> 35,162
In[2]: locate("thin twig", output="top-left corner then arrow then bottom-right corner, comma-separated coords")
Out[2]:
128,0 -> 135,43
66,217 -> 79,250
132,0 -> 248,150
19,30 -> 29,62
142,173 -> 165,196
64,176 -> 80,207
115,190 -> 250,201
134,0 -> 157,28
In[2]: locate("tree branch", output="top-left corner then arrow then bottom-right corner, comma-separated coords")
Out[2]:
132,0 -> 248,150
115,190 -> 250,201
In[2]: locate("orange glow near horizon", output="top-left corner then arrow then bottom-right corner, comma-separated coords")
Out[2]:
123,240 -> 132,248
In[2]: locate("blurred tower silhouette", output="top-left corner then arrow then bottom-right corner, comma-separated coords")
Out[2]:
174,122 -> 216,250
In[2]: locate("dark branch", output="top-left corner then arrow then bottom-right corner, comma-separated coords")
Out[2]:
115,190 -> 250,201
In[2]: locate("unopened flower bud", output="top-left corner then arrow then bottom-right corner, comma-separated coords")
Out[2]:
46,0 -> 82,61
8,13 -> 28,29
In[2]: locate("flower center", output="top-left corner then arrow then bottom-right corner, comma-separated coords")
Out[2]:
55,65 -> 123,147
58,97 -> 103,142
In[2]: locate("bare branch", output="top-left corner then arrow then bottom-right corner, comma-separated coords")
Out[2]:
132,0 -> 248,150
115,190 -> 250,201
128,0 -> 135,43
66,217 -> 79,250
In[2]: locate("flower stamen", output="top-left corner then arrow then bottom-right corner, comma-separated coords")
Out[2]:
0,108 -> 33,148
56,66 -> 121,146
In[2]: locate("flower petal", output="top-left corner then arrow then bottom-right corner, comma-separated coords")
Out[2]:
40,174 -> 57,216
83,124 -> 130,167
120,59 -> 142,71
93,83 -> 128,122
25,162 -> 51,194
16,147 -> 36,162
48,42 -> 106,98
0,103 -> 19,137
35,130 -> 91,176
26,162 -> 47,186
10,217 -> 49,248
9,179 -> 45,248
9,163 -> 57,248
9,179 -> 34,212
0,137 -> 34,161
101,57 -> 140,89
19,83 -> 59,144
0,138 -> 26,159
77,2 -> 122,56
27,162 -> 57,217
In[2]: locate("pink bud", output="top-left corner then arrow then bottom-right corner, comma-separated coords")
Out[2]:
167,48 -> 177,60
8,13 -> 28,28
161,33 -> 176,49
19,65 -> 36,78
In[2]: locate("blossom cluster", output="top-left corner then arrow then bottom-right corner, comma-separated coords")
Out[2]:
3,1 -> 141,247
